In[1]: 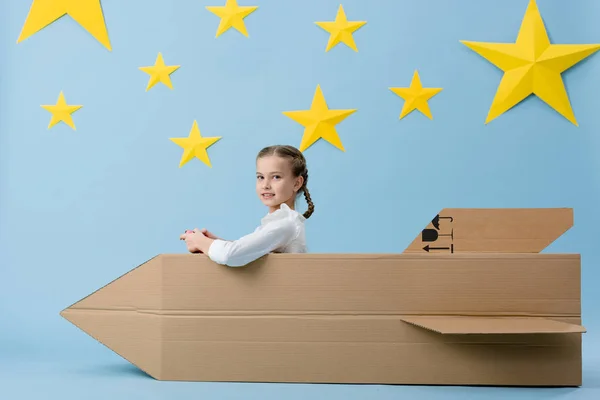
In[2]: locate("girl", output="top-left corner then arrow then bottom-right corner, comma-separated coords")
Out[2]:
180,145 -> 315,267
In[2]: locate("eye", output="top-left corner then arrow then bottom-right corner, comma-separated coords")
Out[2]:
273,175 -> 281,180
257,176 -> 263,180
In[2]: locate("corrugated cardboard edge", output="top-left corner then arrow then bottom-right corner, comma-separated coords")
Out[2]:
399,316 -> 587,335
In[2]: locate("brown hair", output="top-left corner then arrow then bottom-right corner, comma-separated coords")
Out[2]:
256,145 -> 315,219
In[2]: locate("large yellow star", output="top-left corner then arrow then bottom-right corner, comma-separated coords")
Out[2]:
282,85 -> 356,152
170,121 -> 221,168
17,0 -> 111,51
390,70 -> 442,120
315,5 -> 366,52
139,53 -> 180,91
206,0 -> 258,38
461,0 -> 600,126
41,91 -> 83,130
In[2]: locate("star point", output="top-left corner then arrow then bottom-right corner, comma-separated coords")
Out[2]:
283,84 -> 357,152
139,53 -> 180,91
206,0 -> 258,38
17,0 -> 111,51
41,91 -> 83,130
461,0 -> 600,126
170,121 -> 221,168
315,4 -> 366,52
389,70 -> 442,120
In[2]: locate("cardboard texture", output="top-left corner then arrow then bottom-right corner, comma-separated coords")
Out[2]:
61,208 -> 586,386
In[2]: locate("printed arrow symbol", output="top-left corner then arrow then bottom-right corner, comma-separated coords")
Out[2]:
423,244 -> 454,253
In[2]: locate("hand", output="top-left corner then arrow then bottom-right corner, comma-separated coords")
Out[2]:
180,228 -> 217,254
199,228 -> 220,240
184,229 -> 203,254
180,230 -> 193,240
179,228 -> 220,241
179,229 -> 199,253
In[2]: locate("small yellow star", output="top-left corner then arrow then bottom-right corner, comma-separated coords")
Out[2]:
41,91 -> 83,130
283,85 -> 356,152
17,0 -> 111,51
315,4 -> 366,52
461,0 -> 600,126
139,53 -> 180,91
389,70 -> 443,120
170,121 -> 222,168
206,0 -> 258,38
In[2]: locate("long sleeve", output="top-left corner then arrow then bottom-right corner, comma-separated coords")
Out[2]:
207,218 -> 298,267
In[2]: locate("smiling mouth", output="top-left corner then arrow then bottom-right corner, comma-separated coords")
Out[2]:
262,193 -> 275,198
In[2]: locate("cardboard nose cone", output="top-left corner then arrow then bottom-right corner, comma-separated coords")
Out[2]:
60,255 -> 163,379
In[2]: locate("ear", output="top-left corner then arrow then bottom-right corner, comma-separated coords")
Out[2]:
294,175 -> 304,192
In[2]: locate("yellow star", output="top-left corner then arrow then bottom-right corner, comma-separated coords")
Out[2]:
17,0 -> 111,51
206,0 -> 258,38
315,4 -> 366,52
139,53 -> 180,91
389,70 -> 443,120
41,91 -> 83,130
170,121 -> 221,168
282,85 -> 356,152
461,0 -> 600,126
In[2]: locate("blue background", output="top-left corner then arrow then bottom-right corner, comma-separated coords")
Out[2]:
1,0 -> 599,398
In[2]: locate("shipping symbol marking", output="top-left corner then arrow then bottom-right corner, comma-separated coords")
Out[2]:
422,214 -> 454,253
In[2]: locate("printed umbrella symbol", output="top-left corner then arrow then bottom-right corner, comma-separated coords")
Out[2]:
431,214 -> 453,230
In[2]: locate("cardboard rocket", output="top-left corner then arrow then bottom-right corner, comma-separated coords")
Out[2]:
61,208 -> 586,386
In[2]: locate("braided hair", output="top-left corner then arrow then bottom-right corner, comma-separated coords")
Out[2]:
256,145 -> 315,219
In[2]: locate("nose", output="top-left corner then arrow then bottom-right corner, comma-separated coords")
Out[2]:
262,178 -> 271,189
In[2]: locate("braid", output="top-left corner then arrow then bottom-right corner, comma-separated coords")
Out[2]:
303,187 -> 314,219
301,170 -> 314,219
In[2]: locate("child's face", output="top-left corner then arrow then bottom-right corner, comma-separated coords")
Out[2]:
256,156 -> 302,209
